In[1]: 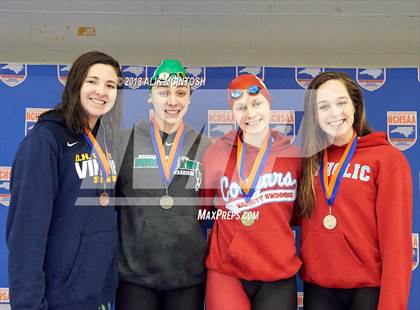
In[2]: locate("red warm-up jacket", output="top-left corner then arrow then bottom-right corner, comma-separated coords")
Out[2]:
300,132 -> 413,310
202,130 -> 302,281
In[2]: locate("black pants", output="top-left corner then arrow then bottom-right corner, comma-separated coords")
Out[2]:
240,276 -> 297,310
115,281 -> 205,310
304,282 -> 380,310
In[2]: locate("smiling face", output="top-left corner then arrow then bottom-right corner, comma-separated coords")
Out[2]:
232,93 -> 271,137
80,63 -> 118,129
316,79 -> 356,146
149,85 -> 190,133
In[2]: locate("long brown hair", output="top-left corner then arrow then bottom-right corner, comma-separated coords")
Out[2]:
42,51 -> 122,136
297,71 -> 373,217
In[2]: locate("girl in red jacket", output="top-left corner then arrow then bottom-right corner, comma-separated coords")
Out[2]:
298,71 -> 412,310
203,74 -> 301,310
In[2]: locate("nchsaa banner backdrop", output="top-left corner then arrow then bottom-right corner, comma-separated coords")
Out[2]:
0,64 -> 419,309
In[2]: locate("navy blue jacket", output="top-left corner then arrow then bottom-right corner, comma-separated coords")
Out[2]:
6,112 -> 118,310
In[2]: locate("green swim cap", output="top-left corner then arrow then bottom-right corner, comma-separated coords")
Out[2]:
150,59 -> 188,86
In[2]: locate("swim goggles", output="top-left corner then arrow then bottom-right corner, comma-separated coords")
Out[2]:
152,72 -> 188,83
229,85 -> 261,99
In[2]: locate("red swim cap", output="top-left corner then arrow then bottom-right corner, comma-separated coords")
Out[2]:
227,74 -> 271,107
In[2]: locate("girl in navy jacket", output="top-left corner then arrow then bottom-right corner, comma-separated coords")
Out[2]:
6,51 -> 122,310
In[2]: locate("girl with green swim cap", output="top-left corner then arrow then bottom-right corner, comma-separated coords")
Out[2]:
116,59 -> 211,310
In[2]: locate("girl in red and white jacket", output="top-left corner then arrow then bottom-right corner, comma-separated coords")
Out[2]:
298,71 -> 413,310
202,74 -> 302,310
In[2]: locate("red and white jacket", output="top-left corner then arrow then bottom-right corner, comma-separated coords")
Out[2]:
300,132 -> 413,310
202,130 -> 302,281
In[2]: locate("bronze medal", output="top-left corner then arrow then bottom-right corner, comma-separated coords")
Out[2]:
99,191 -> 110,207
323,214 -> 337,230
241,211 -> 255,227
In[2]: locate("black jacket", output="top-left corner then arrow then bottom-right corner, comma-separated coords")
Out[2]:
116,120 -> 211,289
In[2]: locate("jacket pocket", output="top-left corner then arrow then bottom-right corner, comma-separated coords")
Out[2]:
300,230 -> 369,287
226,230 -> 299,280
62,228 -> 118,304
45,233 -> 83,307
135,216 -> 207,276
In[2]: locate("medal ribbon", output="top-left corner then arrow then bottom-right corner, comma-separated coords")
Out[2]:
236,132 -> 272,201
83,127 -> 110,178
320,131 -> 358,206
149,116 -> 185,187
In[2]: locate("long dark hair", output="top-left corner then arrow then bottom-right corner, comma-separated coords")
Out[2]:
297,71 -> 373,217
43,51 -> 122,136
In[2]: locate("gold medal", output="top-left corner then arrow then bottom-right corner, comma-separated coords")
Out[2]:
99,191 -> 110,207
160,194 -> 174,210
323,214 -> 337,230
241,211 -> 255,227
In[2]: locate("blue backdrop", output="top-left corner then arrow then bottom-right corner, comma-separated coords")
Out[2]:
0,64 -> 418,309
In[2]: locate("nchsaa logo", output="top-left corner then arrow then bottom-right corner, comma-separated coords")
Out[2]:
270,110 -> 296,143
387,111 -> 417,151
185,66 -> 206,90
236,66 -> 264,81
413,233 -> 419,271
25,108 -> 50,135
0,287 -> 9,303
120,65 -> 146,89
0,63 -> 27,87
295,67 -> 324,89
0,167 -> 11,208
356,68 -> 386,91
208,110 -> 236,139
57,64 -> 71,86
297,292 -> 303,309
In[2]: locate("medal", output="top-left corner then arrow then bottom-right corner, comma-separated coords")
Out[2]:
237,132 -> 272,201
320,131 -> 358,230
84,127 -> 113,207
84,128 -> 110,178
160,194 -> 174,210
150,116 -> 185,209
149,116 -> 185,187
323,213 -> 337,230
99,192 -> 110,207
241,211 -> 255,227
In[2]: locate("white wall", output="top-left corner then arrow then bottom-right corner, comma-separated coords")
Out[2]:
0,0 -> 419,66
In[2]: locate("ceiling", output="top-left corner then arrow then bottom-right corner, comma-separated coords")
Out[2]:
0,0 -> 419,66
